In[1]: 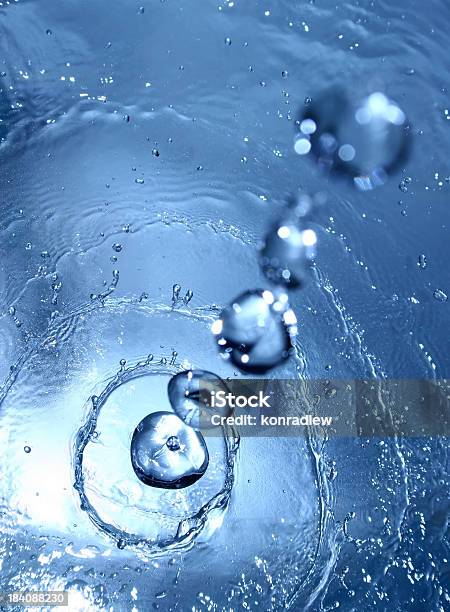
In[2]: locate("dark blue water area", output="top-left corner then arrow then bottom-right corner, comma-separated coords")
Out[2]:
0,1 -> 449,610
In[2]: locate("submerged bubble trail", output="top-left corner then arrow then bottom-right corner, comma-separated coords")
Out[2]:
130,411 -> 209,489
168,369 -> 231,429
211,289 -> 297,373
295,88 -> 411,190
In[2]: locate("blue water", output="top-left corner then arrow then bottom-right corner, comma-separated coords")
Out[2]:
1,1 -> 449,610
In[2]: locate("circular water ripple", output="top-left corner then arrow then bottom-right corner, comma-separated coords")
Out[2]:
74,356 -> 239,555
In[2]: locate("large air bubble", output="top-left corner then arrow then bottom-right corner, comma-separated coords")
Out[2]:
295,88 -> 411,190
130,411 -> 209,489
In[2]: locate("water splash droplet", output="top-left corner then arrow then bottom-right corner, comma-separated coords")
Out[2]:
399,176 -> 412,192
417,254 -> 427,269
297,88 -> 410,190
259,215 -> 317,288
168,370 -> 231,429
130,412 -> 209,489
183,289 -> 194,305
172,283 -> 181,306
212,290 -> 297,373
433,289 -> 448,302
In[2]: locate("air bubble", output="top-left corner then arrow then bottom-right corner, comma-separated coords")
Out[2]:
168,369 -> 231,429
259,215 -> 317,288
130,412 -> 209,489
211,289 -> 297,373
297,88 -> 410,190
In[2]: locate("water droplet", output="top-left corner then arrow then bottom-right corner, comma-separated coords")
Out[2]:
417,254 -> 427,269
112,243 -> 122,253
24,446 -> 31,454
135,178 -> 145,184
259,215 -> 317,288
212,289 -> 297,373
172,283 -> 181,305
152,148 -> 160,157
297,88 -> 410,190
433,289 -> 448,302
130,412 -> 209,489
224,37 -> 232,46
183,289 -> 194,305
168,370 -> 231,429
399,176 -> 412,192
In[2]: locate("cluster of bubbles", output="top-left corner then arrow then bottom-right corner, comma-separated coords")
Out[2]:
294,88 -> 410,191
129,86 -> 410,494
